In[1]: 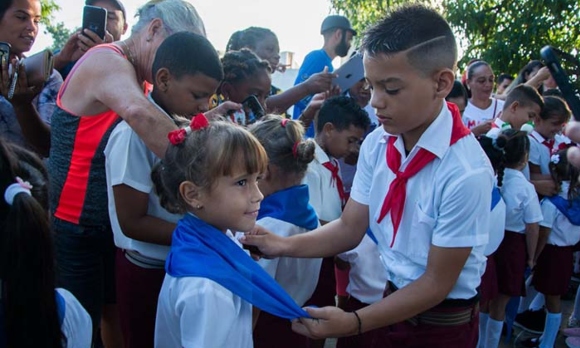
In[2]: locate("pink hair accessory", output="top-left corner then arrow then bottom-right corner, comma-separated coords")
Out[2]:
292,141 -> 300,158
281,118 -> 289,127
168,113 -> 209,145
4,177 -> 33,205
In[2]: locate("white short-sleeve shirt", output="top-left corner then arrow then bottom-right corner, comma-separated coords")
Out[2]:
105,121 -> 182,262
57,288 -> 92,348
463,98 -> 505,129
540,182 -> 580,246
256,217 -> 322,306
155,232 -> 253,348
528,131 -> 551,175
337,234 -> 388,304
351,104 -> 494,299
501,168 -> 543,233
302,143 -> 343,222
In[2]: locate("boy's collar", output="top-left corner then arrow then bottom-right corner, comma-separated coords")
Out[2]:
381,102 -> 452,159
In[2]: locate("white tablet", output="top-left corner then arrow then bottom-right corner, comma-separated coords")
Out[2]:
332,53 -> 364,92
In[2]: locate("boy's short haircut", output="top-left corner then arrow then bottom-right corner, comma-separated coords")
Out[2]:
503,84 -> 544,111
361,5 -> 457,76
152,31 -> 224,82
316,96 -> 370,133
497,73 -> 513,84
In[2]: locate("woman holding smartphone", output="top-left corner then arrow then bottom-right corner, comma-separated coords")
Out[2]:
0,0 -> 62,156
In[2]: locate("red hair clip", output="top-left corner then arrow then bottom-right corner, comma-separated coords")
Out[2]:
281,118 -> 289,127
292,141 -> 299,158
168,113 -> 210,145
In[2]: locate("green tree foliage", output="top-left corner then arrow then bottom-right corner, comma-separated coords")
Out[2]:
444,0 -> 580,75
40,0 -> 59,24
44,22 -> 72,51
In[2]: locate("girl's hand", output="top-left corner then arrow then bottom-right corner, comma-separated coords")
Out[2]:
565,121 -> 580,169
291,306 -> 359,339
305,67 -> 337,94
240,225 -> 288,259
205,101 -> 242,122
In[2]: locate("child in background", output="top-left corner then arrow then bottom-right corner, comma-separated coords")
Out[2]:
226,27 -> 335,114
525,148 -> 580,348
211,49 -> 272,125
491,84 -> 544,131
154,118 -> 309,348
303,95 -> 369,348
0,139 -> 92,347
249,115 -> 321,348
486,129 -> 543,348
446,80 -> 469,116
476,132 -> 509,348
104,32 -> 223,348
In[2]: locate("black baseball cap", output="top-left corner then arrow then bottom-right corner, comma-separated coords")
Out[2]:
320,15 -> 357,36
86,0 -> 126,19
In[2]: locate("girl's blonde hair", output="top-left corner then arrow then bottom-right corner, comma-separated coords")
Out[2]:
152,121 -> 268,214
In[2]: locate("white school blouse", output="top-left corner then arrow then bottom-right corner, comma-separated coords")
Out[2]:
58,288 -> 92,348
528,131 -> 551,175
303,143 -> 343,222
463,98 -> 504,129
351,104 -> 494,299
540,182 -> 580,246
337,234 -> 388,304
257,217 -> 321,306
155,231 -> 253,348
485,195 -> 506,256
501,168 -> 543,233
105,121 -> 182,263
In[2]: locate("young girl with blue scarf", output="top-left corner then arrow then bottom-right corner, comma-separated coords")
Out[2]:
153,117 -> 309,348
248,115 -> 321,348
527,147 -> 580,348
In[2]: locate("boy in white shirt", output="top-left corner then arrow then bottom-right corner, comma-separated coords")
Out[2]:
242,5 -> 494,346
491,84 -> 543,131
105,32 -> 223,348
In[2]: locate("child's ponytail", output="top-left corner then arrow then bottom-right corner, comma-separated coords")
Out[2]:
549,147 -> 580,203
0,140 -> 64,348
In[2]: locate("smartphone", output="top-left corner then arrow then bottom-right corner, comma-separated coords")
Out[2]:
540,45 -> 580,121
332,52 -> 364,92
82,5 -> 108,41
242,95 -> 265,123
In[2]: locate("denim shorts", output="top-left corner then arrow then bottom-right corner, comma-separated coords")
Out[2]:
52,216 -> 116,329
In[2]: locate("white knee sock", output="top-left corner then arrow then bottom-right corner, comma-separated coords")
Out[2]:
539,312 -> 562,348
530,293 -> 546,311
485,318 -> 503,348
478,312 -> 489,348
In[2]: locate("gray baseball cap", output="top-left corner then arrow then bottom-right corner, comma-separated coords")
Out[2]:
86,0 -> 126,19
320,15 -> 357,35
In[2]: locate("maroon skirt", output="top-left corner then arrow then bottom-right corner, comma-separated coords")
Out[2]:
480,254 -> 499,303
495,231 -> 527,297
532,244 -> 574,296
304,256 -> 336,308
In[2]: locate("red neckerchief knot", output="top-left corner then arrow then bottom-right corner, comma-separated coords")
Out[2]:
322,159 -> 346,208
377,102 -> 471,247
168,113 -> 209,145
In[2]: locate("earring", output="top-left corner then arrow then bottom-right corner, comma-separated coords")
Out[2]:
196,204 -> 202,209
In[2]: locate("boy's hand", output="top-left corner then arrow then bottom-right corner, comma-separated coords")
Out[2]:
470,120 -> 493,137
291,306 -> 359,339
240,225 -> 287,259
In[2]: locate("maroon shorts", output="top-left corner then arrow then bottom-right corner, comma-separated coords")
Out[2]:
304,256 -> 336,308
336,296 -> 389,348
495,231 -> 527,297
253,311 -> 308,348
116,249 -> 165,348
532,244 -> 574,296
480,254 -> 499,303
